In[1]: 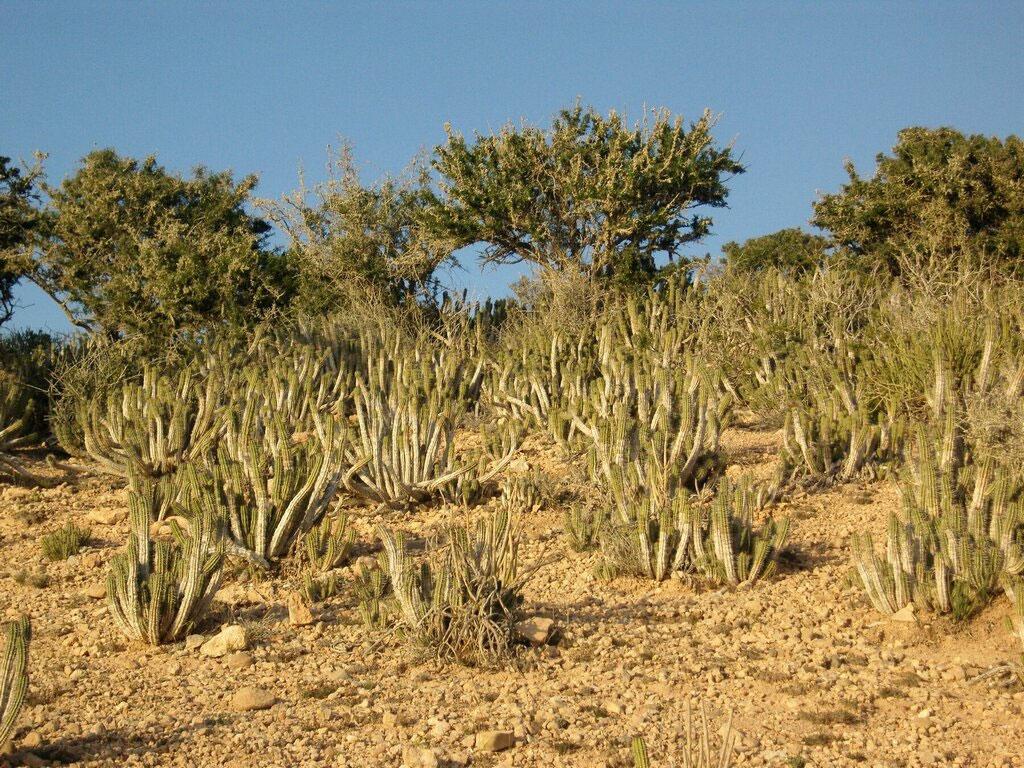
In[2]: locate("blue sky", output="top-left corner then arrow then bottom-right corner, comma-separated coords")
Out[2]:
3,0 -> 1022,333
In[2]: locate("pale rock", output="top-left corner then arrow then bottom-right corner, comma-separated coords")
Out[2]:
184,634 -> 206,652
475,730 -> 515,752
891,604 -> 916,623
515,616 -> 555,646
402,745 -> 439,767
224,652 -> 253,671
21,731 -> 42,749
87,508 -> 126,526
288,593 -> 315,626
230,686 -> 276,712
84,582 -> 107,600
201,625 -> 248,658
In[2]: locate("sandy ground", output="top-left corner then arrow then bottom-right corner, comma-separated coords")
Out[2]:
1,426 -> 1022,768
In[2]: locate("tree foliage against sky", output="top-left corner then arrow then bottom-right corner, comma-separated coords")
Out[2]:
812,127 -> 1024,274
722,228 -> 829,274
262,145 -> 445,313
0,156 -> 44,327
32,149 -> 290,337
423,104 -> 744,288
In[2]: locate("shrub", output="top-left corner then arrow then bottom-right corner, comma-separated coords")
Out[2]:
376,510 -> 535,665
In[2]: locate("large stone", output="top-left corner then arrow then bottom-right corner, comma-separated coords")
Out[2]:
475,730 -> 515,752
201,625 -> 248,658
184,634 -> 206,651
230,686 -> 276,712
515,616 -> 555,646
891,603 -> 917,623
288,593 -> 314,626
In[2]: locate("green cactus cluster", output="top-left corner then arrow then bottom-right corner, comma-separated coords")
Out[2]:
106,479 -> 225,644
303,512 -> 355,573
41,521 -> 91,561
376,509 -> 531,663
0,371 -> 39,483
564,503 -> 608,552
600,477 -> 789,585
0,617 -> 30,748
852,414 -> 1024,620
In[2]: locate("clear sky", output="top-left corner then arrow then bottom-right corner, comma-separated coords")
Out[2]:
2,0 -> 1022,334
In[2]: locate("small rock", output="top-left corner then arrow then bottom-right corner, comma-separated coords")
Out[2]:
288,593 -> 314,626
224,652 -> 253,671
515,616 -> 555,646
184,634 -> 206,652
200,625 -> 248,658
21,731 -> 43,749
84,583 -> 107,600
230,686 -> 276,712
402,745 -> 440,767
891,603 -> 916,623
87,508 -> 126,526
475,730 -> 515,752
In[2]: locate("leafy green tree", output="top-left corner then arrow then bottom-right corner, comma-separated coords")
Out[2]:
31,149 -> 291,337
813,127 -> 1024,274
722,228 -> 829,273
0,155 -> 44,326
423,103 -> 744,288
263,145 -> 445,312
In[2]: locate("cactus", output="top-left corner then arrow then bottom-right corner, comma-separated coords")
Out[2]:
376,509 -> 532,664
300,570 -> 341,605
577,356 -> 730,523
631,702 -> 736,767
564,504 -> 607,552
0,371 -> 39,484
303,512 -> 355,573
216,402 -> 350,564
106,480 -> 225,644
73,364 -> 221,518
41,522 -> 91,561
600,495 -> 693,581
852,420 -> 1024,619
499,471 -> 545,514
693,477 -> 790,587
0,617 -> 30,748
353,562 -> 390,629
632,736 -> 651,768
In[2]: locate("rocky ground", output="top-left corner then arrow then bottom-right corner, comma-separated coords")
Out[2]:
1,426 -> 1022,768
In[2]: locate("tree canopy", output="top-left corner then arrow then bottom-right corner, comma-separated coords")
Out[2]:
423,104 -> 744,288
0,155 -> 44,326
722,228 -> 829,274
262,146 -> 445,313
31,149 -> 291,337
812,127 -> 1024,274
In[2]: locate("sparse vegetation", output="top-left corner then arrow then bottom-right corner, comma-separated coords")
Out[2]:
40,522 -> 90,561
4,96 -> 1024,765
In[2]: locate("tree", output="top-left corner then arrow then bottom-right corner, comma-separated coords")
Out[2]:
722,228 -> 829,273
32,149 -> 291,337
422,103 -> 744,289
0,155 -> 44,326
813,127 -> 1024,274
262,145 -> 445,313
